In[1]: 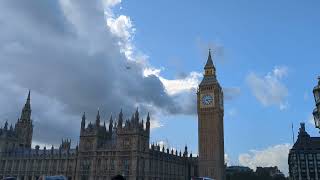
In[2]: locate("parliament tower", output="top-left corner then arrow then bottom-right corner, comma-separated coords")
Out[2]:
197,50 -> 225,180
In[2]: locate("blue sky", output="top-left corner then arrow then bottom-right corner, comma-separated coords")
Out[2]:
117,0 -> 320,172
0,0 -> 320,175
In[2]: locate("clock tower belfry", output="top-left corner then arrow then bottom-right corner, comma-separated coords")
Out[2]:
197,50 -> 225,180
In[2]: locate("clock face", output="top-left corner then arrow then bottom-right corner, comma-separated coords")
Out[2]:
202,95 -> 213,105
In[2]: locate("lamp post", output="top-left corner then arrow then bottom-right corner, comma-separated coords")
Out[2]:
313,77 -> 320,129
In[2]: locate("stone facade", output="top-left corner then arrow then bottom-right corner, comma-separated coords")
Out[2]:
197,50 -> 225,180
0,93 -> 198,180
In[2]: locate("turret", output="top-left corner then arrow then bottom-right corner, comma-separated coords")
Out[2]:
141,119 -> 144,129
4,121 -> 8,130
118,109 -> 123,129
109,115 -> 113,133
51,145 -> 54,155
135,108 -> 139,123
184,145 -> 188,157
96,109 -> 100,127
43,146 -> 46,154
14,90 -> 33,149
146,112 -> 150,131
81,112 -> 86,129
61,138 -> 71,151
20,90 -> 32,122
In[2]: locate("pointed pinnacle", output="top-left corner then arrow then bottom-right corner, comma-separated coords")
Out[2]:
82,112 -> 86,120
204,49 -> 214,69
27,90 -> 31,100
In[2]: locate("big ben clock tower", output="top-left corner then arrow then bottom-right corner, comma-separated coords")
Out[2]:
197,50 -> 225,180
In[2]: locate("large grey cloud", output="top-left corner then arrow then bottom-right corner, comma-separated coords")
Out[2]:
0,0 -> 186,146
0,0 -> 240,147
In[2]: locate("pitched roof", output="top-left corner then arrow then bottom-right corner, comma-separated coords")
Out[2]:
204,50 -> 215,69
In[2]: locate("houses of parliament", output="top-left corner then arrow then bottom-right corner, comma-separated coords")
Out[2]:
0,51 -> 225,180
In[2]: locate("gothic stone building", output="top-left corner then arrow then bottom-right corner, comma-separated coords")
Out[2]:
0,94 -> 197,180
0,51 -> 225,180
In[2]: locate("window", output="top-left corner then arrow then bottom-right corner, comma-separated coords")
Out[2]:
68,161 -> 73,172
104,158 -> 108,170
44,161 -> 48,171
7,161 -> 12,171
124,159 -> 129,171
110,159 -> 115,170
1,161 -> 5,171
52,160 -> 57,171
21,160 -> 26,171
97,159 -> 101,171
60,160 -> 65,171
292,154 -> 297,160
309,161 -> 314,165
14,160 -> 19,171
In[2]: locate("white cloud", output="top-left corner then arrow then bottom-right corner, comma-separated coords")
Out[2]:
246,66 -> 289,110
160,72 -> 202,95
106,11 -> 136,60
225,154 -> 231,166
103,0 -> 121,7
238,143 -> 291,175
143,67 -> 162,77
107,15 -> 134,41
150,119 -> 164,130
307,114 -> 315,125
102,0 -> 122,17
144,68 -> 202,95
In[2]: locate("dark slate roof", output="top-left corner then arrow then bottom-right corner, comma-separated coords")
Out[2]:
292,137 -> 320,150
204,50 -> 215,69
292,123 -> 320,150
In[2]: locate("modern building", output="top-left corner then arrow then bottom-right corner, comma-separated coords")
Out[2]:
288,123 -> 320,180
0,51 -> 226,180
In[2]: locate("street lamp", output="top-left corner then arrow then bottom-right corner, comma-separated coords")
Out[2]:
313,76 -> 320,129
